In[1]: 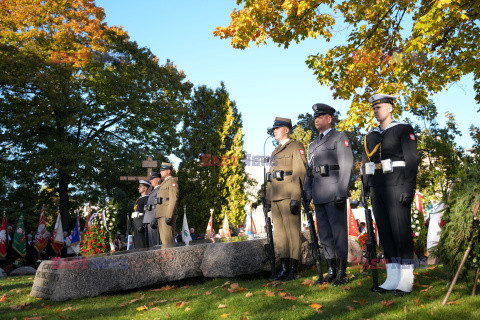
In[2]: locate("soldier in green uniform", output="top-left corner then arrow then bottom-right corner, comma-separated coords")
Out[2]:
154,162 -> 179,247
267,117 -> 307,281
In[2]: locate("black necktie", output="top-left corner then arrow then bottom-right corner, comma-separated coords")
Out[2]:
319,133 -> 324,140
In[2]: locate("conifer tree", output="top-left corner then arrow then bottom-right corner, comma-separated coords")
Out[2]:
177,83 -> 248,231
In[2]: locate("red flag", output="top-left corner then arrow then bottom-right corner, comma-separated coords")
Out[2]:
0,213 -> 7,259
222,211 -> 231,238
415,192 -> 424,213
51,213 -> 64,256
347,198 -> 360,238
34,207 -> 48,253
205,210 -> 214,239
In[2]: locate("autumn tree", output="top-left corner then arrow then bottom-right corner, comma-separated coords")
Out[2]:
177,83 -> 248,231
0,0 -> 192,231
215,0 -> 480,130
409,101 -> 464,201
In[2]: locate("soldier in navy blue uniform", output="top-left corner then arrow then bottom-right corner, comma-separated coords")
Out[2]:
304,103 -> 354,285
142,172 -> 161,248
361,94 -> 419,296
131,180 -> 151,249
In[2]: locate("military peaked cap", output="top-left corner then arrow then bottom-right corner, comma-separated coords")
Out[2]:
149,171 -> 161,180
160,162 -> 173,171
139,180 -> 152,187
312,103 -> 336,117
272,117 -> 292,130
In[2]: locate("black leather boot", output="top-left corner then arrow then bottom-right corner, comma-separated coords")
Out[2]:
284,259 -> 299,281
269,258 -> 289,281
332,259 -> 348,286
322,258 -> 337,284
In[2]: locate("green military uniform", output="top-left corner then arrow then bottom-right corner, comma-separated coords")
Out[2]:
154,164 -> 179,246
267,117 -> 307,280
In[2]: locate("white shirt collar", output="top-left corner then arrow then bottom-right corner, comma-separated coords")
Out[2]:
280,138 -> 290,146
321,128 -> 332,136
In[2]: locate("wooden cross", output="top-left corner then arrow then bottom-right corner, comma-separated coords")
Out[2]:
120,156 -> 158,182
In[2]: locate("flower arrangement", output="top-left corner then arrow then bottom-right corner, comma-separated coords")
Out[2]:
357,233 -> 369,252
80,199 -> 120,256
411,206 -> 427,257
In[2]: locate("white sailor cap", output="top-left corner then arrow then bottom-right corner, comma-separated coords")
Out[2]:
139,180 -> 152,187
368,94 -> 397,106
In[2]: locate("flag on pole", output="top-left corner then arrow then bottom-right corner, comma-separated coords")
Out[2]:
222,211 -> 231,238
51,212 -> 64,256
70,214 -> 81,255
13,213 -> 26,257
347,198 -> 360,238
246,205 -> 254,236
205,209 -> 214,239
0,213 -> 7,259
415,192 -> 424,214
34,206 -> 48,253
181,206 -> 192,245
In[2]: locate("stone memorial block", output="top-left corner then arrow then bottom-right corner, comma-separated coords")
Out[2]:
31,244 -> 208,301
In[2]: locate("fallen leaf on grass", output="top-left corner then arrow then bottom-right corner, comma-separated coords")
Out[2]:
446,301 -> 459,305
404,305 -> 407,313
341,285 -> 352,290
136,306 -> 148,311
298,295 -> 304,299
318,284 -> 328,290
415,298 -> 420,305
185,307 -> 192,311
206,291 -> 212,295
421,286 -> 433,292
218,304 -> 227,308
353,299 -> 368,305
301,279 -> 315,287
357,281 -> 362,286
150,285 -> 175,292
220,314 -> 231,318
227,283 -> 246,293
25,317 -> 44,320
175,301 -> 186,308
245,292 -> 253,297
265,290 -> 275,297
0,295 -> 8,302
381,299 -> 394,307
61,306 -> 78,311
347,306 -> 354,311
309,303 -> 323,311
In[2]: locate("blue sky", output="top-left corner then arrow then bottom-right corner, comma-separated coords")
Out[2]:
98,0 -> 479,164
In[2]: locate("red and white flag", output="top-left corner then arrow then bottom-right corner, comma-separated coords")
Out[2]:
415,192 -> 424,213
0,213 -> 7,259
222,211 -> 231,238
347,198 -> 360,238
34,207 -> 48,253
51,212 -> 64,256
205,210 -> 214,239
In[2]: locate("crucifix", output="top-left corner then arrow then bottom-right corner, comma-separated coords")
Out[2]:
120,156 -> 158,181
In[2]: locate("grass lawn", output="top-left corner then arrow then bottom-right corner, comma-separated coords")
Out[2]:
1,264 -> 480,319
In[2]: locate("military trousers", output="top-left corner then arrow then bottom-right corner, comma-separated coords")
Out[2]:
315,202 -> 348,260
156,217 -> 176,247
132,217 -> 147,249
146,223 -> 160,248
371,185 -> 414,264
272,199 -> 301,260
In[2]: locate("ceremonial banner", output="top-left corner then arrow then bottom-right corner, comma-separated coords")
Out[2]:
181,212 -> 192,245
0,213 -> 7,259
222,211 -> 231,238
70,215 -> 81,255
13,213 -> 26,257
51,213 -> 64,256
205,210 -> 214,239
415,192 -> 424,214
347,198 -> 360,238
34,207 -> 48,253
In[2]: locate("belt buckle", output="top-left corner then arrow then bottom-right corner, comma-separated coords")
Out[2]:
375,163 -> 382,170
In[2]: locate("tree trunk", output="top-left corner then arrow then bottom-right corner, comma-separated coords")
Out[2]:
58,169 -> 70,232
